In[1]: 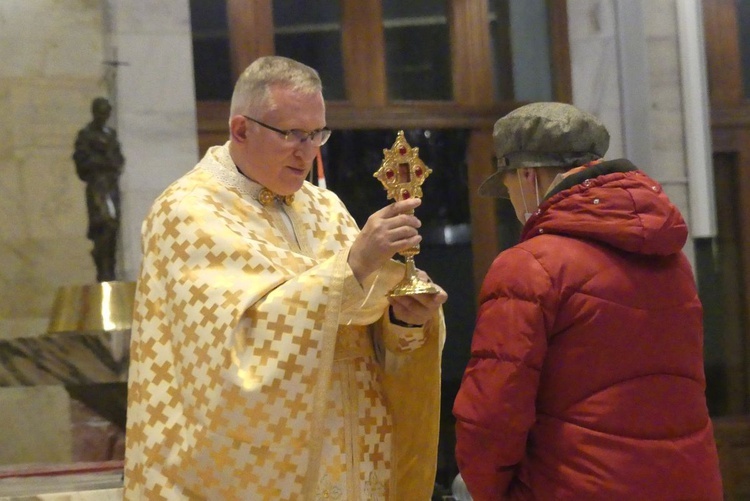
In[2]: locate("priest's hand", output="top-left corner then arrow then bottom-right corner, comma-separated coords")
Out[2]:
388,270 -> 448,326
349,198 -> 422,284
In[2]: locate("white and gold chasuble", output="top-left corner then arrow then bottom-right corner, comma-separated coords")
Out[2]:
124,143 -> 444,500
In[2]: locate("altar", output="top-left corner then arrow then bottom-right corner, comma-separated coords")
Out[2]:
0,282 -> 133,498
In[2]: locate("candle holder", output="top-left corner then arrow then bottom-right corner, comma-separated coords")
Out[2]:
374,131 -> 439,297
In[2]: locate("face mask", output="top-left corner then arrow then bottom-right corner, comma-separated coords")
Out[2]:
517,169 -> 541,222
546,172 -> 566,196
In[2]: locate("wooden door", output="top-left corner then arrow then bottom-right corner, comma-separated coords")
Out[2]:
703,0 -> 750,497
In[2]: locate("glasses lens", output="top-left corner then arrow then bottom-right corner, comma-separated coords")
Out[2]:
288,130 -> 308,142
316,128 -> 332,146
287,128 -> 332,146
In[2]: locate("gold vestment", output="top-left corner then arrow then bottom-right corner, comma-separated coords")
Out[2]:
124,143 -> 444,500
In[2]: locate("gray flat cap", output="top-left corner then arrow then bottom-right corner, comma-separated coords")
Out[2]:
479,102 -> 610,197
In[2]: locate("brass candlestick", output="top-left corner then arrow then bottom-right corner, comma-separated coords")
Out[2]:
374,130 -> 439,297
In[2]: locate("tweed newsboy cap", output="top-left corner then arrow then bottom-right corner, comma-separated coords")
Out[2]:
478,102 -> 610,197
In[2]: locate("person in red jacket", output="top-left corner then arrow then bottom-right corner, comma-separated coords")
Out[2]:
453,102 -> 723,500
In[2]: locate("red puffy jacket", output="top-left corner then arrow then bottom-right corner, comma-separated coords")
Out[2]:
454,160 -> 723,500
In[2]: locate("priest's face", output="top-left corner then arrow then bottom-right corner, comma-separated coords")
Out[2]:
235,85 -> 326,196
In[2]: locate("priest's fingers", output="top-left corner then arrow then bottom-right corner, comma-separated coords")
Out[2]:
348,199 -> 425,282
387,198 -> 422,216
389,287 -> 448,326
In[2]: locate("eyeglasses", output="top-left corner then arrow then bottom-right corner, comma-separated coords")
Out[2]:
243,116 -> 332,146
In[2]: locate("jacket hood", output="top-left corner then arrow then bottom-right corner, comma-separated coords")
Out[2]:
521,159 -> 689,256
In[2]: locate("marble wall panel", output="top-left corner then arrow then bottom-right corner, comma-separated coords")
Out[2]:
108,0 -> 191,35
0,319 -> 50,341
643,1 -> 691,197
0,386 -> 72,465
0,237 -> 25,287
0,1 -> 102,79
647,38 -> 682,91
18,148 -> 88,241
117,109 -> 196,191
643,0 -> 679,38
0,83 -> 12,158
0,234 -> 94,328
9,82 -> 103,151
119,189 -> 167,280
650,109 -> 688,170
0,163 -> 25,246
110,1 -> 198,280
567,0 -> 626,161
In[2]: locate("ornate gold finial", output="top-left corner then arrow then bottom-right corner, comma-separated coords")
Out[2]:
374,130 -> 432,202
374,131 -> 438,297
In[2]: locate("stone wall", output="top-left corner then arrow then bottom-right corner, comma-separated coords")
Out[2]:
0,0 -> 104,341
568,0 -> 704,265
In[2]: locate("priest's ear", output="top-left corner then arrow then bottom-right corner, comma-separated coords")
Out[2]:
229,115 -> 249,142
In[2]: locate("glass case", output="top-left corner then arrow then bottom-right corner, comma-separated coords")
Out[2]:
272,0 -> 346,100
382,0 -> 452,100
189,0 -> 233,100
739,0 -> 750,99
489,0 -> 553,102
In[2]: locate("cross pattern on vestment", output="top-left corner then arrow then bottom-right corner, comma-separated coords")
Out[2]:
188,283 -> 210,300
160,422 -> 184,451
126,421 -> 148,451
311,221 -> 327,245
204,398 -> 231,430
199,303 -> 220,326
258,376 -> 288,407
266,316 -> 295,341
306,303 -> 326,330
137,336 -> 160,365
283,390 -> 308,419
253,339 -> 281,367
171,298 -> 189,327
210,443 -> 235,471
277,353 -> 306,383
284,290 -> 308,317
205,250 -> 229,267
143,295 -> 165,321
150,360 -> 172,386
193,228 -> 215,250
161,214 -> 182,242
306,202 -> 325,221
170,239 -> 191,262
222,289 -> 244,308
265,413 -> 291,443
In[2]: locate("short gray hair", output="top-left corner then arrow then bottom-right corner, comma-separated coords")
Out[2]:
229,56 -> 323,117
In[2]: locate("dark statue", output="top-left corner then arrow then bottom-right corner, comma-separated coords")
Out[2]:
73,97 -> 124,282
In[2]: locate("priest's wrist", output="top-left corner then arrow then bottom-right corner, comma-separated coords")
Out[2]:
388,306 -> 422,328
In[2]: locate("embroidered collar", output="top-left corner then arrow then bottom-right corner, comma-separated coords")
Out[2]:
257,187 -> 294,206
235,166 -> 294,206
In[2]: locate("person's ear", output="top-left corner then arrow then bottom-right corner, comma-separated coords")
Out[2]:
229,115 -> 248,142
